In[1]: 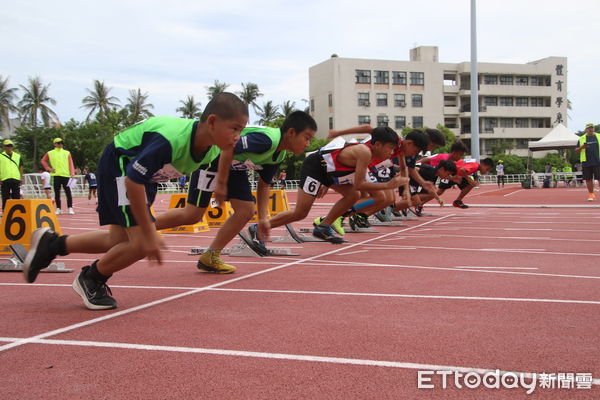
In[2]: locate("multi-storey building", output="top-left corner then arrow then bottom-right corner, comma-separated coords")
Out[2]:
309,46 -> 567,156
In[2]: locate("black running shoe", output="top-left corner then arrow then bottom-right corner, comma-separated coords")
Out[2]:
356,213 -> 371,228
72,266 -> 117,310
312,224 -> 345,244
23,228 -> 60,283
248,224 -> 269,256
348,215 -> 357,231
453,200 -> 469,209
414,206 -> 423,217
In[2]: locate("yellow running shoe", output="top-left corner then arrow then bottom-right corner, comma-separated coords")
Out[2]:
331,216 -> 345,236
197,250 -> 236,274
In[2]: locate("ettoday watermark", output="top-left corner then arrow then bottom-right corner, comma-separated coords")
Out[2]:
417,370 -> 593,394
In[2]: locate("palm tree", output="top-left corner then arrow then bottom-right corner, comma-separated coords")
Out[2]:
237,82 -> 263,112
206,80 -> 229,100
0,75 -> 18,130
280,100 -> 296,118
176,95 -> 202,119
18,76 -> 59,127
81,80 -> 120,121
255,101 -> 280,125
125,88 -> 154,123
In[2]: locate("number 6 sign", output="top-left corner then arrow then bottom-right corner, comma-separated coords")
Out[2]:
0,199 -> 62,253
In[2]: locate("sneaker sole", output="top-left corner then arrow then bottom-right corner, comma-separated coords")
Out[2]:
72,276 -> 117,310
22,227 -> 51,283
196,262 -> 236,274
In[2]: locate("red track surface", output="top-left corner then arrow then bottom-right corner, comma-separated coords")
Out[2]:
1,184 -> 599,399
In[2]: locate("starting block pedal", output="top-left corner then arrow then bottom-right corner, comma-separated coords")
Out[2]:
347,226 -> 379,233
367,216 -> 406,227
189,232 -> 299,258
271,224 -> 326,243
0,244 -> 72,273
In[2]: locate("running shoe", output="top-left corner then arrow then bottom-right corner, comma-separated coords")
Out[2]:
197,250 -> 237,274
72,266 -> 117,310
331,216 -> 345,236
248,224 -> 269,255
587,193 -> 595,202
312,224 -> 345,244
452,200 -> 469,209
356,213 -> 371,228
23,228 -> 60,283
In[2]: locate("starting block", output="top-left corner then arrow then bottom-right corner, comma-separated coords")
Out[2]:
189,232 -> 299,257
271,224 -> 328,243
0,243 -> 71,273
161,194 -> 210,234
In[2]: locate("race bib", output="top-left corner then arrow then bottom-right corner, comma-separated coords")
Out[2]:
303,177 -> 321,195
231,159 -> 263,171
116,176 -> 149,206
196,169 -> 217,191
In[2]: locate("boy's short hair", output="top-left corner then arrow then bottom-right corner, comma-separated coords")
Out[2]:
371,127 -> 399,146
200,92 -> 248,123
281,111 -> 317,134
481,158 -> 494,168
404,129 -> 430,152
425,128 -> 446,147
438,159 -> 457,174
450,140 -> 468,153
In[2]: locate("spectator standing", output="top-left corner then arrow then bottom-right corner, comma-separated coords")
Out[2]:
0,139 -> 24,212
278,169 -> 287,189
496,160 -> 505,188
576,122 -> 600,201
41,138 -> 76,214
84,167 -> 98,204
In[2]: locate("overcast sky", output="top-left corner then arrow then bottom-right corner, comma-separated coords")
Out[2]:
2,0 -> 598,131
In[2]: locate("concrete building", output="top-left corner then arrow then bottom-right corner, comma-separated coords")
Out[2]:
309,46 -> 567,156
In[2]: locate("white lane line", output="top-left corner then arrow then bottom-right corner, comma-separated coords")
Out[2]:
503,189 -> 524,197
0,337 -> 596,385
454,266 -> 538,270
0,215 -> 453,353
335,250 -> 369,256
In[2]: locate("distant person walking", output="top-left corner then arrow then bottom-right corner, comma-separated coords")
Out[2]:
496,160 -> 505,188
83,167 -> 98,204
38,166 -> 53,203
278,169 -> 286,189
576,123 -> 600,201
0,139 -> 24,212
41,138 -> 75,214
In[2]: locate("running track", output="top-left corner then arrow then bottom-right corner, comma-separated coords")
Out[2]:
1,184 -> 598,399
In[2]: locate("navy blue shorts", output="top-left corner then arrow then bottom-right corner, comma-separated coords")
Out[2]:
187,161 -> 254,207
96,143 -> 157,227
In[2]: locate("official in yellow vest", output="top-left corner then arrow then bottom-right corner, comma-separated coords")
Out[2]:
41,138 -> 76,214
0,139 -> 24,211
576,123 -> 600,201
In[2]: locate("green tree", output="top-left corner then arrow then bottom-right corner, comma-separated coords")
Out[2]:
62,119 -> 115,171
280,100 -> 296,118
206,80 -> 229,100
0,75 -> 18,130
237,82 -> 263,112
490,154 -> 527,174
18,76 -> 59,127
490,138 -> 517,156
255,100 -> 280,125
176,95 -> 202,119
12,125 -> 62,172
81,80 -> 120,121
125,88 -> 154,124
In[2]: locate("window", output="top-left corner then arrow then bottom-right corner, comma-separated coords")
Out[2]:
499,75 -> 513,85
411,94 -> 423,107
310,99 -> 314,112
377,115 -> 389,127
395,116 -> 406,129
394,94 -> 406,107
410,72 -> 424,85
484,118 -> 497,133
530,76 -> 550,86
328,93 -> 333,107
412,116 -> 423,128
355,69 -> 371,84
499,97 -> 514,106
499,118 -> 514,128
329,117 -> 334,130
515,118 -> 529,128
515,76 -> 529,86
358,115 -> 371,125
515,97 -> 529,107
484,75 -> 498,85
376,93 -> 388,107
358,93 -> 370,107
530,118 -> 549,128
392,71 -> 407,85
484,97 -> 498,106
374,70 -> 389,84
530,97 -> 547,107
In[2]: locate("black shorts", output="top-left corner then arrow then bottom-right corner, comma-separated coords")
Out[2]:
299,152 -> 333,197
439,176 -> 472,190
187,163 -> 255,208
582,165 -> 600,180
96,143 -> 157,227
